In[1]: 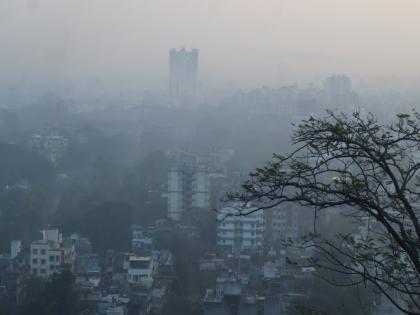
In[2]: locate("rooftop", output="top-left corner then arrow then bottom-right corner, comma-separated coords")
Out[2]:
129,256 -> 151,262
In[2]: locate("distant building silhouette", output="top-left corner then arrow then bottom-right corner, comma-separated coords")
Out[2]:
169,48 -> 199,107
323,74 -> 359,111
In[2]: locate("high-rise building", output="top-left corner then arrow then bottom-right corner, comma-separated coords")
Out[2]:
167,164 -> 209,221
323,74 -> 359,111
324,74 -> 351,95
169,48 -> 199,107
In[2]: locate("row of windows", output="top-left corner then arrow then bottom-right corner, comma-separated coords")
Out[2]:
32,268 -> 46,275
218,231 -> 261,236
32,254 -> 60,262
32,248 -> 46,255
220,223 -> 263,228
32,258 -> 45,265
32,265 -> 59,275
128,274 -> 148,281
219,240 -> 260,245
32,255 -> 60,265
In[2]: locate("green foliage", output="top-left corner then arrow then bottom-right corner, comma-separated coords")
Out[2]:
120,151 -> 169,226
0,143 -> 54,188
0,143 -> 55,247
80,201 -> 132,254
156,228 -> 215,299
291,283 -> 372,315
17,271 -> 80,315
161,293 -> 201,315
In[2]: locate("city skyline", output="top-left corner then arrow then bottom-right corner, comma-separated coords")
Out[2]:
0,0 -> 419,90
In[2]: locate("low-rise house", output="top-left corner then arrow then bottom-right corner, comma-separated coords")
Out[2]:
30,228 -> 75,277
200,253 -> 225,271
98,295 -> 129,315
203,274 -> 262,315
65,233 -> 93,254
131,225 -> 153,256
75,253 -> 101,286
127,256 -> 157,288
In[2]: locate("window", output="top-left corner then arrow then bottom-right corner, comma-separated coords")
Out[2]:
32,259 -> 38,264
49,256 -> 54,262
40,269 -> 46,274
32,248 -> 38,255
41,259 -> 46,265
32,268 -> 38,275
56,256 -> 60,262
41,249 -> 46,255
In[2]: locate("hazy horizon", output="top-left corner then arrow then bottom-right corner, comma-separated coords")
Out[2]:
1,0 -> 420,92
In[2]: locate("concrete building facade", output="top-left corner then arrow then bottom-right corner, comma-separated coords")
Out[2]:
30,228 -> 75,278
167,165 -> 209,221
127,256 -> 156,288
169,48 -> 199,107
217,205 -> 264,255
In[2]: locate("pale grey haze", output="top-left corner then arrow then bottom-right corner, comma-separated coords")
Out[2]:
1,0 -> 419,90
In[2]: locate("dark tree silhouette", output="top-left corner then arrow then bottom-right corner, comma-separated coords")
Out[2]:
81,201 -> 132,254
232,111 -> 420,314
17,271 -> 80,315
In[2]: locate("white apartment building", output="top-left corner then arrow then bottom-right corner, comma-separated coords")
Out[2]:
217,204 -> 264,254
11,240 -> 22,259
127,256 -> 157,288
30,228 -> 75,278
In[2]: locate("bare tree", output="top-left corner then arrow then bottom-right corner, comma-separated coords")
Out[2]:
231,111 -> 420,314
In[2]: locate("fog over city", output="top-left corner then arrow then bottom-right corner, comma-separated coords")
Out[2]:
1,0 -> 420,92
0,1 -> 420,315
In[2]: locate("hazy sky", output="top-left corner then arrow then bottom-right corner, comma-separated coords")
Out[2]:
1,0 -> 419,90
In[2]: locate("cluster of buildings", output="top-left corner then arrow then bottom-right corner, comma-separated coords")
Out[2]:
1,50 -> 404,314
28,130 -> 69,163
226,74 -> 360,120
200,203 -> 408,315
167,47 -> 361,120
199,244 -> 316,315
161,146 -> 316,314
0,175 -> 404,315
0,225 -> 175,315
